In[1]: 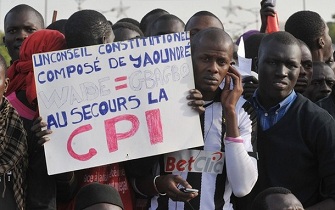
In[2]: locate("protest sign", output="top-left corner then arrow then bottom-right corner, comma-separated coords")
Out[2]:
33,32 -> 204,175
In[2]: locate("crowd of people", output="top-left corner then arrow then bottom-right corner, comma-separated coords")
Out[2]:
1,1 -> 335,210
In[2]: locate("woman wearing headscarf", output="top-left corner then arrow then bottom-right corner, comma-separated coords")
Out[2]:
6,29 -> 66,115
5,29 -> 68,210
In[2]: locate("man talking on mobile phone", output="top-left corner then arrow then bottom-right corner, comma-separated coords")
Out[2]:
128,28 -> 258,210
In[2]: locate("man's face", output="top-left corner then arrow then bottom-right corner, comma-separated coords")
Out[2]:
150,19 -> 184,36
185,16 -> 223,38
4,10 -> 43,62
258,41 -> 301,107
265,193 -> 304,210
0,67 -> 9,105
294,44 -> 313,94
305,64 -> 335,102
192,37 -> 232,100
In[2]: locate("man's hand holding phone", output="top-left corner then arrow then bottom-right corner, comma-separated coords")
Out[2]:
221,65 -> 243,111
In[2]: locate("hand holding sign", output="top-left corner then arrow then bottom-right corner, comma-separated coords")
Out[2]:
187,89 -> 205,114
33,32 -> 204,175
31,117 -> 52,146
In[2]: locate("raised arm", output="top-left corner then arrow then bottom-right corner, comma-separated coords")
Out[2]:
221,65 -> 258,197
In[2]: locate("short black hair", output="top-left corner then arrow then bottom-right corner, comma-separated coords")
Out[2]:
74,183 -> 124,210
65,10 -> 112,48
140,8 -> 169,34
150,14 -> 185,35
189,10 -> 220,18
285,10 -> 325,50
297,39 -> 311,52
116,18 -> 140,28
185,11 -> 223,30
4,4 -> 44,28
191,27 -> 233,56
297,39 -> 308,48
112,22 -> 143,36
151,14 -> 185,27
46,19 -> 67,35
245,33 -> 267,59
259,31 -> 300,57
251,187 -> 292,210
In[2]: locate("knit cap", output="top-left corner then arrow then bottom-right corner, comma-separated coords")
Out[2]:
74,182 -> 124,210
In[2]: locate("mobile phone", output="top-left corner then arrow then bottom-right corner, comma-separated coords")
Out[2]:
180,188 -> 199,193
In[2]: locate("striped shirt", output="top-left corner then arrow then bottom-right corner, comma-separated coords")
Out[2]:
149,96 -> 257,210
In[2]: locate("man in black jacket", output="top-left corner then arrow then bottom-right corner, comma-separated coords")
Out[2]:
250,31 -> 335,210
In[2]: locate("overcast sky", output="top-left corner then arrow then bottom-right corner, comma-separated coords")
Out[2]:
1,0 -> 335,39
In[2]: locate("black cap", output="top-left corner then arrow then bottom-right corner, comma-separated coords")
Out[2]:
74,182 -> 124,210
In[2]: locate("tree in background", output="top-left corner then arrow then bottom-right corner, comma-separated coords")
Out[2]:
327,22 -> 335,44
329,14 -> 335,44
0,31 -> 12,67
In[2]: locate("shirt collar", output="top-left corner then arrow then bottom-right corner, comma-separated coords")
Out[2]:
252,89 -> 297,112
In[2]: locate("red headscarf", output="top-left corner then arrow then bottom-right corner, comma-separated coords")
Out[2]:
6,29 -> 66,105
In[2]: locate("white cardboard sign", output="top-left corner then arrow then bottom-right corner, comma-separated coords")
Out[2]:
33,32 -> 204,175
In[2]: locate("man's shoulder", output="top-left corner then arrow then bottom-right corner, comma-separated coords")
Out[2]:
294,94 -> 334,121
316,95 -> 335,108
295,94 -> 327,110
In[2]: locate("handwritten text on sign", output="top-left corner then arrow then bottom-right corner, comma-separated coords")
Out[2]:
33,32 -> 204,175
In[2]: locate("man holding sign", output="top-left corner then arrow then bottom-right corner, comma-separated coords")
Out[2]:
130,28 -> 258,210
34,9 -> 204,210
